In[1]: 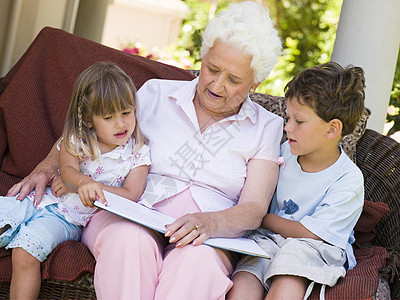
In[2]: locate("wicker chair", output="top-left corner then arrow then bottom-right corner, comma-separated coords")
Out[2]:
0,27 -> 398,299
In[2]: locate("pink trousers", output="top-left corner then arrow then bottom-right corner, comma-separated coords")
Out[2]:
81,189 -> 234,300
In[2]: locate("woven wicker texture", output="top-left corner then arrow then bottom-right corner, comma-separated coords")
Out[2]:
356,128 -> 400,299
0,275 -> 95,299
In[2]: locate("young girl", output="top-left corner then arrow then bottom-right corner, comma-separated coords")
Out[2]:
0,61 -> 151,299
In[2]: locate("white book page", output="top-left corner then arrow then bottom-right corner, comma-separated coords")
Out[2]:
94,191 -> 270,259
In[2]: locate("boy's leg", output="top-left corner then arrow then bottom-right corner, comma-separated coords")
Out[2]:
264,238 -> 347,299
265,275 -> 308,300
10,247 -> 41,299
228,271 -> 265,300
228,233 -> 279,300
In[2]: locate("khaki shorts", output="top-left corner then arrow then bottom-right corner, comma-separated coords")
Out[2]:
234,229 -> 347,290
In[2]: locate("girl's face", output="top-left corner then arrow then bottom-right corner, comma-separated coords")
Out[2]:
90,108 -> 136,154
195,40 -> 256,117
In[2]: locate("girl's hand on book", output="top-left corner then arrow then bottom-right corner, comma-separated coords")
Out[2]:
78,177 -> 107,207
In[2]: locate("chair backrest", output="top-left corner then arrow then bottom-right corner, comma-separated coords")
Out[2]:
0,27 -> 194,194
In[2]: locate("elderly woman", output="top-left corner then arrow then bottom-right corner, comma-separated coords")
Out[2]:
8,1 -> 282,299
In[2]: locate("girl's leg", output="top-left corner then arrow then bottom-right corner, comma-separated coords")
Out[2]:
6,204 -> 81,299
10,247 -> 41,299
265,275 -> 308,300
81,210 -> 166,300
0,196 -> 29,248
6,204 -> 81,262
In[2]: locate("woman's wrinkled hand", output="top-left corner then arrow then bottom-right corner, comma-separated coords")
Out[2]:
6,162 -> 58,206
164,212 -> 213,247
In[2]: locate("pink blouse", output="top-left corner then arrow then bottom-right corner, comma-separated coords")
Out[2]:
137,78 -> 283,212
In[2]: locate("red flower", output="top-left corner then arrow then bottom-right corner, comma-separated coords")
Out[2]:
123,47 -> 140,55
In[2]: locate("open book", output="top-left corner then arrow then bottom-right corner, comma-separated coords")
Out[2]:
94,191 -> 270,259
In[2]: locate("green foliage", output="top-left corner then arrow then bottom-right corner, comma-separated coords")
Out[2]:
178,0 -> 231,69
180,0 -> 342,96
386,49 -> 400,136
177,0 -> 208,66
260,0 -> 342,96
177,0 -> 399,134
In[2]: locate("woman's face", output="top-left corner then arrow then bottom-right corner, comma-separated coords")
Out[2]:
196,41 -> 256,117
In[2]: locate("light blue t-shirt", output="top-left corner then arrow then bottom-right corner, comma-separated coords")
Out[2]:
269,141 -> 364,269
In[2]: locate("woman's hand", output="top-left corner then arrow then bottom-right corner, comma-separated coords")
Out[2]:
7,158 -> 58,206
7,139 -> 60,206
165,212 -> 214,247
77,176 -> 107,207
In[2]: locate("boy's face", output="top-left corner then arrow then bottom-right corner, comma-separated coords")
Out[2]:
284,97 -> 331,157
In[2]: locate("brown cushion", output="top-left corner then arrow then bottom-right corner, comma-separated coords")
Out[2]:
354,200 -> 389,244
0,248 -> 11,281
0,240 -> 95,282
309,246 -> 389,299
0,27 -> 194,195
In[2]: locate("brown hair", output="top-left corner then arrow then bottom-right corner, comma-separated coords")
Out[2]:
284,61 -> 365,136
62,61 -> 145,159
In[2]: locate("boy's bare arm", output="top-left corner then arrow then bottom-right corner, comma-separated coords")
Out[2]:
262,213 -> 322,241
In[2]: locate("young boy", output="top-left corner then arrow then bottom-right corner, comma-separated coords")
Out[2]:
228,62 -> 366,300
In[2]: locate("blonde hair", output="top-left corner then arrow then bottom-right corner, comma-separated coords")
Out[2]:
62,61 -> 145,160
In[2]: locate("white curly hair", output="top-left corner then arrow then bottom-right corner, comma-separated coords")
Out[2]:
200,1 -> 282,84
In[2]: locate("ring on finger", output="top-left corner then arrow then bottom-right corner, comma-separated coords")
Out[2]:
194,225 -> 200,234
